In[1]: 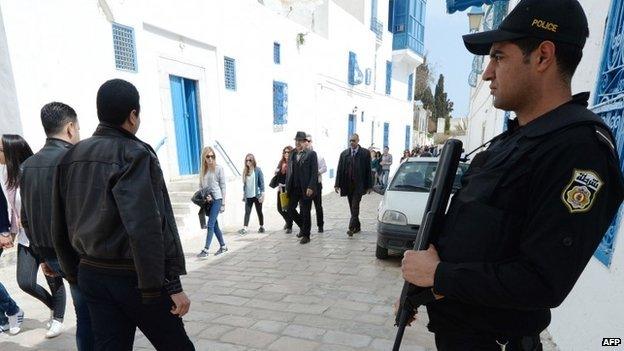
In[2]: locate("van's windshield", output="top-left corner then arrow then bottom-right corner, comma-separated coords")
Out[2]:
388,161 -> 468,193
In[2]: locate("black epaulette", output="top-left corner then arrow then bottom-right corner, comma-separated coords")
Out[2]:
594,125 -> 618,158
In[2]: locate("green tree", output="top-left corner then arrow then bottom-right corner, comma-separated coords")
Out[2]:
433,74 -> 454,133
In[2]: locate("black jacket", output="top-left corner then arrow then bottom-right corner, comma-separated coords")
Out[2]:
51,123 -> 186,302
20,138 -> 73,259
285,149 -> 318,195
429,93 -> 624,337
334,145 -> 373,196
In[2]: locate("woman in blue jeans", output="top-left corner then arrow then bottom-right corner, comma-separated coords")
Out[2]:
196,146 -> 227,259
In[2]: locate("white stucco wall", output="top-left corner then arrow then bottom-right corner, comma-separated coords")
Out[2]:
463,1 -> 624,350
0,0 -> 419,230
0,3 -> 21,136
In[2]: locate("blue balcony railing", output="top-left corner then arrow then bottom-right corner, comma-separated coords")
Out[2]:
370,18 -> 384,41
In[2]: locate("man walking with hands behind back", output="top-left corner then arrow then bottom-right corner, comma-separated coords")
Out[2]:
335,134 -> 373,236
52,79 -> 194,350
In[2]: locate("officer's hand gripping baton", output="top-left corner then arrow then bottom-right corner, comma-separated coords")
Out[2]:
392,139 -> 463,351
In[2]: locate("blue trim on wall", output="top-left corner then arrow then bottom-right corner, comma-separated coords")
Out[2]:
385,61 -> 392,95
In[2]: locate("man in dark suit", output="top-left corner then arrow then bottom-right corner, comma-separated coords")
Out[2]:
286,131 -> 318,244
334,133 -> 372,236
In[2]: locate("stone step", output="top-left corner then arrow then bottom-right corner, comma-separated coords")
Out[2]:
167,180 -> 198,192
169,192 -> 194,203
173,203 -> 192,215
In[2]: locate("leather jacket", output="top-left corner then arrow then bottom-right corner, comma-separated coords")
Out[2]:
51,123 -> 186,302
20,138 -> 73,259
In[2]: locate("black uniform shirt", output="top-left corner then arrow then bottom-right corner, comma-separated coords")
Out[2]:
428,93 -> 624,337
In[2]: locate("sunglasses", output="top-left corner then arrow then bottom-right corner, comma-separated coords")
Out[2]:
205,155 -> 215,159
246,159 -> 253,162
349,139 -> 357,142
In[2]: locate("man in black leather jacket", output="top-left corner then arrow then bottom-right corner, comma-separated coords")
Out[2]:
20,102 -> 93,349
51,79 -> 194,350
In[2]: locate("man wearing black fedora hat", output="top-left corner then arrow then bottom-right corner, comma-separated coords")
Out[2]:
285,131 -> 318,244
397,0 -> 624,350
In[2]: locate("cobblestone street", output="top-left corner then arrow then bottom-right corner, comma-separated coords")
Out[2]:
0,192 -> 557,350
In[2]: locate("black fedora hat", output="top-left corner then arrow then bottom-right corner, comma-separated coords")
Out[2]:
294,131 -> 307,140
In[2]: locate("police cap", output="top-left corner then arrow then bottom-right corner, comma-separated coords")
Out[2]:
462,0 -> 589,55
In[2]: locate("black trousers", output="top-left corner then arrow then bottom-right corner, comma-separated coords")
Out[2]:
16,244 -> 66,321
435,333 -> 543,351
312,183 -> 324,229
244,197 -> 264,226
276,190 -> 293,229
287,190 -> 313,237
78,268 -> 194,351
347,191 -> 363,230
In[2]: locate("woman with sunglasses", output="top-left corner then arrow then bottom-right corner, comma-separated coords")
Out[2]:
0,134 -> 66,337
275,146 -> 293,233
238,154 -> 265,235
197,147 -> 228,258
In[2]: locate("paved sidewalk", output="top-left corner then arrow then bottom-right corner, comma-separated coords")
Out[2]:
0,192 -> 558,350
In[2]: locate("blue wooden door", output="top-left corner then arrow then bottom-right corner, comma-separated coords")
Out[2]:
383,122 -> 390,148
348,114 -> 356,144
405,125 -> 411,150
170,75 -> 201,175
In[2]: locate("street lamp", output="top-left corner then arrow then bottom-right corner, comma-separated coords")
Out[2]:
467,6 -> 485,33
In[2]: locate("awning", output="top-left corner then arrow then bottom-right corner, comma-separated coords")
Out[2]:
446,0 -> 494,14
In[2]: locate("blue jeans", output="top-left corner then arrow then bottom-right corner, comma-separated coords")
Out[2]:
205,198 -> 225,250
382,169 -> 390,187
46,258 -> 94,351
0,248 -> 20,325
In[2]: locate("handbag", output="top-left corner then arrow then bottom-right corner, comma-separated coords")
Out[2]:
279,192 -> 290,208
269,174 -> 279,189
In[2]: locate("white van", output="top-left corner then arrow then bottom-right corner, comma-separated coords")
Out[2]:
376,157 -> 468,259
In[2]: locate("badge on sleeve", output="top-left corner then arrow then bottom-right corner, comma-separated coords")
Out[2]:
561,169 -> 603,213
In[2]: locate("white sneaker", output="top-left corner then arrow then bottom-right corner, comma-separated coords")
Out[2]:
7,309 -> 24,335
45,319 -> 63,338
46,310 -> 53,329
0,322 -> 9,333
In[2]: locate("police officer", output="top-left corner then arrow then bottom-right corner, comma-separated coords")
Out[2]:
399,0 -> 624,350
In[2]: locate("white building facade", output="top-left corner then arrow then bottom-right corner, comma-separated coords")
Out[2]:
0,0 -> 425,226
450,0 -> 624,349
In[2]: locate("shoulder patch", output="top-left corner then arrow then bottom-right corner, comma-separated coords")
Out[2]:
561,169 -> 603,213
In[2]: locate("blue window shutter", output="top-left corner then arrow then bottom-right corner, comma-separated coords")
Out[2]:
383,122 -> 389,148
348,51 -> 364,85
273,81 -> 288,125
274,42 -> 281,64
365,68 -> 372,85
385,61 -> 392,95
405,125 -> 411,150
224,57 -> 237,90
408,73 -> 414,101
112,23 -> 137,72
